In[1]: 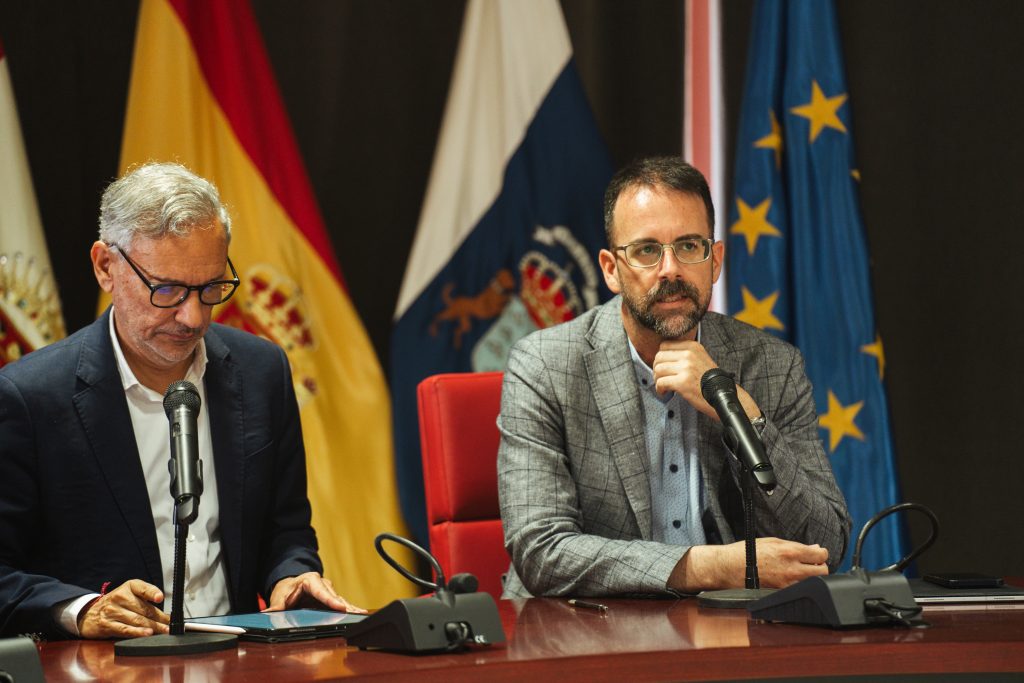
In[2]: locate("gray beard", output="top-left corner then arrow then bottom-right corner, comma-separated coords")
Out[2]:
622,278 -> 709,339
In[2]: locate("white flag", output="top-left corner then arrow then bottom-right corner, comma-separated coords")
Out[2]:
0,40 -> 65,365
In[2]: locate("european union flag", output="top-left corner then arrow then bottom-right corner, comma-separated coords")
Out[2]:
726,0 -> 908,570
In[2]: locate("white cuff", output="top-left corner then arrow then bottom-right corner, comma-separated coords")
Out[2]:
54,593 -> 101,637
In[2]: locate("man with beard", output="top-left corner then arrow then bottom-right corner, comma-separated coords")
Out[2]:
0,163 -> 363,639
497,157 -> 850,597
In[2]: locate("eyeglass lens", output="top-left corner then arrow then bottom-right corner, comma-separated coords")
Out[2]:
151,283 -> 235,307
624,239 -> 709,267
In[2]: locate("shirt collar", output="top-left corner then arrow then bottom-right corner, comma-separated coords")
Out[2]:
109,308 -> 208,394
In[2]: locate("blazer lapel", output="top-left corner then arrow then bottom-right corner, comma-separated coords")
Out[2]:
583,299 -> 655,540
72,310 -> 163,586
203,327 -> 245,607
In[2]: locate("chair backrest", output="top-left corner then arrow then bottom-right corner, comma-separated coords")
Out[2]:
417,371 -> 507,600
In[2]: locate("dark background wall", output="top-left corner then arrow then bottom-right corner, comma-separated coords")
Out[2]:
1,0 -> 1021,576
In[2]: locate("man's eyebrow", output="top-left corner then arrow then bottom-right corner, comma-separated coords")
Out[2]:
141,262 -> 226,286
628,232 -> 706,243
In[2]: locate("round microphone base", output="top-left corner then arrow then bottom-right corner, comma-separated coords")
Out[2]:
114,632 -> 238,657
697,588 -> 776,609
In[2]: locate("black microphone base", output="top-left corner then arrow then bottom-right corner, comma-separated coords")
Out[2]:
114,632 -> 238,657
697,588 -> 777,609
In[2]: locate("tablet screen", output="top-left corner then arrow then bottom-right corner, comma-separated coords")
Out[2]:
188,609 -> 364,631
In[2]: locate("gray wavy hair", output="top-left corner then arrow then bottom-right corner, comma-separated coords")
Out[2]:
98,162 -> 232,248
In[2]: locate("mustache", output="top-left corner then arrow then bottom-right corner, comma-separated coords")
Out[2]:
160,325 -> 203,337
644,279 -> 701,304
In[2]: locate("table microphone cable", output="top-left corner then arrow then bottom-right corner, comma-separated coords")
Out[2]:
851,502 -> 940,627
373,532 -> 480,651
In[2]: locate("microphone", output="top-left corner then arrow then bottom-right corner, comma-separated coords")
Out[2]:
700,368 -> 776,493
164,380 -> 203,524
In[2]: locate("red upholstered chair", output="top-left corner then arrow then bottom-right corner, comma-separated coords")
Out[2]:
417,372 -> 508,600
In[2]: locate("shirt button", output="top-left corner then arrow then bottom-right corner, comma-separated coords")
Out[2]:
672,520 -> 682,529
187,592 -> 196,601
641,378 -> 648,385
668,410 -> 675,418
670,464 -> 679,473
187,534 -> 196,542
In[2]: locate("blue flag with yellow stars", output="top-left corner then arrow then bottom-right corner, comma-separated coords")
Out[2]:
726,0 -> 907,570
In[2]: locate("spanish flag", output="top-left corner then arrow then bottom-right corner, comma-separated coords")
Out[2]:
115,0 -> 413,606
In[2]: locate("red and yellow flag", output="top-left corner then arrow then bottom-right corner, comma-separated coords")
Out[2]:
115,0 -> 413,606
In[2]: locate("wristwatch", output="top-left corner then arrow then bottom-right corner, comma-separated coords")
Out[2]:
750,414 -> 767,436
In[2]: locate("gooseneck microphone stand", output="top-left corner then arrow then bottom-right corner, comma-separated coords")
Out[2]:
697,467 -> 777,608
696,369 -> 777,609
115,382 -> 238,656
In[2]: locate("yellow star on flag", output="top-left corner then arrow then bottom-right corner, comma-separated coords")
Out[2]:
818,390 -> 865,452
754,109 -> 783,169
790,80 -> 848,142
730,197 -> 781,255
861,334 -> 885,380
733,287 -> 784,331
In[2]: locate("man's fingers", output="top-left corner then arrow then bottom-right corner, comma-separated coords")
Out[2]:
264,573 -> 368,614
80,579 -> 171,638
753,538 -> 831,588
126,579 -> 164,604
797,543 -> 829,565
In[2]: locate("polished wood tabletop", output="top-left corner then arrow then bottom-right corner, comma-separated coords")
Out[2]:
36,595 -> 1024,682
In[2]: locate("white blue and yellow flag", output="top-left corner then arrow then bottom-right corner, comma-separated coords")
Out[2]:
727,0 -> 907,569
391,0 -> 613,543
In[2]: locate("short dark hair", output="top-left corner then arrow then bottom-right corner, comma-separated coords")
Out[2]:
602,156 -> 715,246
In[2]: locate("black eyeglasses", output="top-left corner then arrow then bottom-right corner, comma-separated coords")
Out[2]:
112,245 -> 239,308
613,238 -> 714,268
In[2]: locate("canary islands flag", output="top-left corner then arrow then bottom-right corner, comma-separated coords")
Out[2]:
115,0 -> 413,606
391,0 -> 613,543
727,0 -> 907,570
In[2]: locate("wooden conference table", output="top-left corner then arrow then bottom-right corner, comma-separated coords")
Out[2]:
37,592 -> 1024,682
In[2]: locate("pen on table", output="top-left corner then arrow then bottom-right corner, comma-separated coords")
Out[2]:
567,599 -> 609,612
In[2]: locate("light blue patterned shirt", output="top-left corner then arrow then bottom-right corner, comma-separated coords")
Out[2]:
627,332 -> 707,547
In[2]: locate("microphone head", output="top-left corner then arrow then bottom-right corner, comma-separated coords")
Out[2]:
163,380 -> 201,416
447,573 -> 479,595
700,368 -> 736,401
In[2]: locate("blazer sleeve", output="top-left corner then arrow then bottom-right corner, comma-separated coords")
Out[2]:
255,346 -> 323,600
497,338 -> 686,597
0,375 -> 92,638
745,345 -> 852,571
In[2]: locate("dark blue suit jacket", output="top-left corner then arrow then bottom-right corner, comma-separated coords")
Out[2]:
0,309 -> 322,638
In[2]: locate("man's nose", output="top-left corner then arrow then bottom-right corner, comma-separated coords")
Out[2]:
175,290 -> 206,328
656,245 -> 684,279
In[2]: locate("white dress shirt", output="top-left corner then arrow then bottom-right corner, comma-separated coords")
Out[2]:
56,312 -> 231,635
627,326 -> 707,547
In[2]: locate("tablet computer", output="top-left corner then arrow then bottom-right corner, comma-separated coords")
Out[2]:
185,609 -> 367,642
910,578 -> 1024,605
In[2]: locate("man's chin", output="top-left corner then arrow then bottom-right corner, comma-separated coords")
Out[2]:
146,339 -> 201,366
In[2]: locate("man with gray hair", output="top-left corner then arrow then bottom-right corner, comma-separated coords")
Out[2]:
0,162 -> 360,640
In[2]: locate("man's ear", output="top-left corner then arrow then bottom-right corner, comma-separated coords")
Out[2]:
711,240 -> 724,285
91,241 -> 115,293
598,248 -> 622,294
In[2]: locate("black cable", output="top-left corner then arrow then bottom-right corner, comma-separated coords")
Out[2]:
374,532 -> 445,593
444,622 -> 471,651
863,598 -> 927,628
851,502 -> 938,572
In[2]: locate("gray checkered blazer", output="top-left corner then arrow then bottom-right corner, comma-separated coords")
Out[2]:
497,296 -> 851,598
